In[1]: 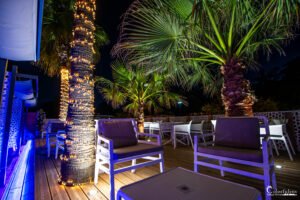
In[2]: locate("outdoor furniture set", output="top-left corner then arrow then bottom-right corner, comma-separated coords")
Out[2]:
43,116 -> 296,200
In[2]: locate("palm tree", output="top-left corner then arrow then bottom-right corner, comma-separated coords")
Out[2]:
96,62 -> 187,132
59,0 -> 97,185
38,0 -> 107,120
113,0 -> 299,116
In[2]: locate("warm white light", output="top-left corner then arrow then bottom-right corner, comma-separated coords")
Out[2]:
59,68 -> 69,121
88,189 -> 97,196
275,165 -> 282,169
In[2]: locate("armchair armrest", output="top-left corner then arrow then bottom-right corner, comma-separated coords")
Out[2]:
261,135 -> 270,141
97,135 -> 113,146
137,132 -> 162,145
56,130 -> 66,137
194,135 -> 199,150
96,135 -> 113,159
261,135 -> 272,164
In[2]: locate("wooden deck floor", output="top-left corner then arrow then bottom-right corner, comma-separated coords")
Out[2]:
35,139 -> 300,200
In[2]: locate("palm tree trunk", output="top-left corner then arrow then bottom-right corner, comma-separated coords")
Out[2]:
59,67 -> 69,121
220,58 -> 255,117
137,103 -> 144,133
60,0 -> 96,185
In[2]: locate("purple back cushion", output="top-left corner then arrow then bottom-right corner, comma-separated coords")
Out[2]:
100,121 -> 138,148
51,123 -> 65,132
215,117 -> 260,149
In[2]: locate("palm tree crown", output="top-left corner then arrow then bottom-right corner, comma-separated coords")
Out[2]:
96,61 -> 187,131
113,0 -> 299,116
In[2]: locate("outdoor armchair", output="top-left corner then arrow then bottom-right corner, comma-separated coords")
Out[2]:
94,119 -> 164,200
194,117 -> 276,200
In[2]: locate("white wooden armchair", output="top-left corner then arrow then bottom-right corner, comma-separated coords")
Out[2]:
94,119 -> 164,200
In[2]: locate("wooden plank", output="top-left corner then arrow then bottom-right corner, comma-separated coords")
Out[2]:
94,176 -> 111,198
43,159 -> 70,200
80,183 -> 108,200
122,171 -> 143,182
34,138 -> 300,200
64,184 -> 89,200
35,154 -> 51,200
100,173 -> 124,192
51,158 -> 90,200
115,172 -> 138,185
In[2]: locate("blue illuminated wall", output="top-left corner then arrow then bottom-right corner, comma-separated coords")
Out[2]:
0,72 -> 11,154
8,98 -> 23,150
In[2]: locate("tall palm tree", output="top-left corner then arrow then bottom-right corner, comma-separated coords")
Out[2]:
96,62 -> 187,132
38,0 -> 107,120
59,0 -> 97,185
113,0 -> 299,116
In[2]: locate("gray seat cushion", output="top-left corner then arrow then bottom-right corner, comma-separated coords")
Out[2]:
198,145 -> 263,163
113,143 -> 163,159
100,120 -> 138,148
215,117 -> 260,149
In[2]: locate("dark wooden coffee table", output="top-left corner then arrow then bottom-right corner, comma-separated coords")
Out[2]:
117,167 -> 261,200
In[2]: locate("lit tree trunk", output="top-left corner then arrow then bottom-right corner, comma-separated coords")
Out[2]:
59,67 -> 69,121
221,58 -> 255,117
137,103 -> 144,133
60,0 -> 96,185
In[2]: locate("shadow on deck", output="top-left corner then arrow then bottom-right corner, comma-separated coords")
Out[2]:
35,139 -> 300,200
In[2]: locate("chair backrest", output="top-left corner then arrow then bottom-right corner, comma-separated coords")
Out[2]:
150,122 -> 160,130
97,119 -> 138,148
215,117 -> 260,149
202,120 -> 214,133
211,120 -> 216,131
144,122 -> 152,129
174,121 -> 192,134
272,119 -> 288,125
260,125 -> 283,137
49,122 -> 65,133
159,122 -> 171,133
191,121 -> 204,133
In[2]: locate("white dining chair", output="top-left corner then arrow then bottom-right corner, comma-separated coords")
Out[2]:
173,121 -> 192,149
150,122 -> 160,134
272,119 -> 296,156
260,124 -> 295,161
193,120 -> 215,146
211,120 -> 216,131
143,122 -> 152,133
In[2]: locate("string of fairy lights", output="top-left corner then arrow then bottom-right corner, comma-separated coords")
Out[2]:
59,68 -> 69,121
59,0 -> 97,186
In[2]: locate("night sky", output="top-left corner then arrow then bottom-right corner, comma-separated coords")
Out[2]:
9,0 -> 300,117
